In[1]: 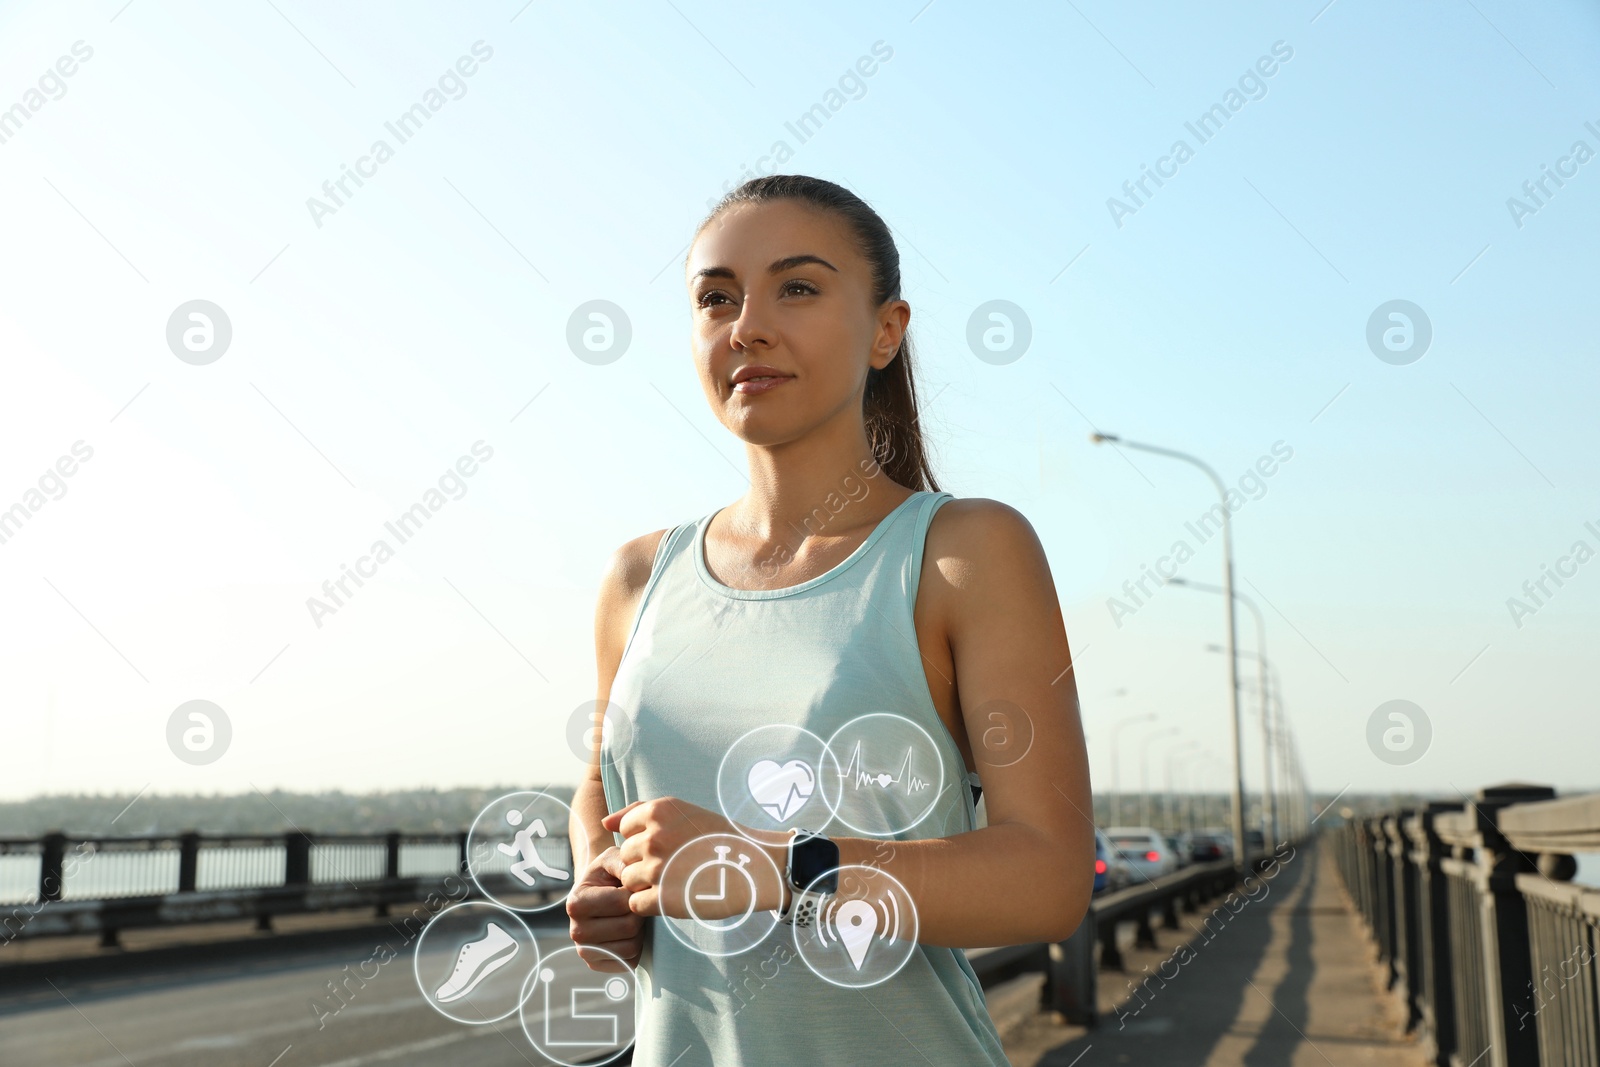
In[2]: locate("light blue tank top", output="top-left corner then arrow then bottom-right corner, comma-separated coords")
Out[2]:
602,489 -> 1008,1067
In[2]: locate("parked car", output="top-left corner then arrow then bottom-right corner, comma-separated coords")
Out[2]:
1165,832 -> 1193,868
1106,826 -> 1179,882
1093,827 -> 1135,892
1189,831 -> 1228,862
1245,829 -> 1265,855
1093,828 -> 1111,892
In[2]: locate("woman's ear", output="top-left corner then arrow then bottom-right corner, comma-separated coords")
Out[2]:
871,300 -> 910,369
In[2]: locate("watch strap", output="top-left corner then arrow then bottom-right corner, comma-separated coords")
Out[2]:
779,828 -> 833,927
777,883 -> 826,928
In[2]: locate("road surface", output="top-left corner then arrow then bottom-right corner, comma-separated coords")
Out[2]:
0,911 -> 622,1067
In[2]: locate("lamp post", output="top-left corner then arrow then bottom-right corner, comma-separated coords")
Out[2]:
1209,643 -> 1279,845
1233,657 -> 1295,842
1250,651 -> 1293,842
1173,576 -> 1277,849
1139,726 -> 1180,828
1282,719 -> 1304,838
1092,432 -> 1246,867
1109,712 -> 1157,826
1281,698 -> 1300,838
1165,740 -> 1202,831
1187,751 -> 1222,833
1173,755 -> 1193,832
1199,754 -> 1230,841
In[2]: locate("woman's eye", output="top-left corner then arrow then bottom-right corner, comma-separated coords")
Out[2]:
697,282 -> 813,308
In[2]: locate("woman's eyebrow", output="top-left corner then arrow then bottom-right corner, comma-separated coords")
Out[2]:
691,254 -> 839,282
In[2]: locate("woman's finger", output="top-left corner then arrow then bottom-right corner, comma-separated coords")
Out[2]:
598,847 -> 629,883
570,913 -> 643,945
575,939 -> 642,971
600,799 -> 648,834
618,859 -> 661,895
566,883 -> 632,920
572,847 -> 623,891
616,832 -> 652,868
626,886 -> 661,917
616,797 -> 677,840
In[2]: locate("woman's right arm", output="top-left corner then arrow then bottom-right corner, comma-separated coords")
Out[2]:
566,529 -> 666,969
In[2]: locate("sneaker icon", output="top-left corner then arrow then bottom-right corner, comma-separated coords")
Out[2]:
434,921 -> 518,1004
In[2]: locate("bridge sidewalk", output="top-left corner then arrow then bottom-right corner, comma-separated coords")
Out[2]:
999,840 -> 1425,1066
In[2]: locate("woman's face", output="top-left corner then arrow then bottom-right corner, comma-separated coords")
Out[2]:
685,199 -> 907,448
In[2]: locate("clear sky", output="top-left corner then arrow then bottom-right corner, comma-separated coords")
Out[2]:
1,1 -> 1596,809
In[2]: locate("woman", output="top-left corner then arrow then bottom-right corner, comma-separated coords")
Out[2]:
567,174 -> 1093,1065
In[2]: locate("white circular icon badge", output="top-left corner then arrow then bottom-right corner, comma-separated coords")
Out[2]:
821,713 -> 945,836
413,901 -> 540,1024
660,833 -> 782,958
466,791 -> 575,912
717,724 -> 839,845
793,864 -> 919,989
519,946 -> 637,1066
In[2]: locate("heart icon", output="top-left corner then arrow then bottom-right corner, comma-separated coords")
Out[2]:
747,759 -> 815,823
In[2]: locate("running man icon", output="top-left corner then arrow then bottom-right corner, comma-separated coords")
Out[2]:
498,810 -> 570,885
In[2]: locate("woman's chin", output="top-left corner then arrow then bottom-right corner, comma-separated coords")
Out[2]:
719,413 -> 813,448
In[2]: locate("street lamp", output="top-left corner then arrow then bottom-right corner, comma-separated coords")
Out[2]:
1224,648 -> 1287,844
1211,643 -> 1278,846
1280,695 -> 1300,837
1165,740 -> 1203,831
1281,719 -> 1305,837
1139,726 -> 1180,828
1222,653 -> 1295,841
1183,749 -> 1220,833
1173,577 -> 1277,849
1091,432 -> 1247,867
1109,712 -> 1157,826
1198,753 -> 1230,841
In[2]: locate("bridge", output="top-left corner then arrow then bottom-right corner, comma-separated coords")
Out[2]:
2,784 -> 1595,1066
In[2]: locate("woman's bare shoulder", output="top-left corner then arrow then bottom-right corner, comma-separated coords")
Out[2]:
597,528 -> 672,621
923,497 -> 1048,582
594,528 -> 673,670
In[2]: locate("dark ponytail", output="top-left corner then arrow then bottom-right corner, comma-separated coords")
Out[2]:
697,175 -> 940,493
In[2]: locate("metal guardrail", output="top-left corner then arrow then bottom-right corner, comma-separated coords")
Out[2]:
2,825 -> 1308,1061
8,827 -> 1302,1031
966,849 -> 1282,1025
1331,783 -> 1600,1067
1,829 -> 571,948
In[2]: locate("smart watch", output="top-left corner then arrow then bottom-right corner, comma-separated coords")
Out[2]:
778,829 -> 838,928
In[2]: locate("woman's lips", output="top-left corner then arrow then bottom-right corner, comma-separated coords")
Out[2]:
732,375 -> 793,395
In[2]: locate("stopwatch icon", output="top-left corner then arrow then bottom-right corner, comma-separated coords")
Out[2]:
661,833 -> 782,957
685,845 -> 758,931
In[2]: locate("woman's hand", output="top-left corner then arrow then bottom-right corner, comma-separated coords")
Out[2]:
566,846 -> 644,972
602,798 -> 787,919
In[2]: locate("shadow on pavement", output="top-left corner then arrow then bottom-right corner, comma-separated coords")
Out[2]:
1243,847 -> 1318,1067
1032,843 -> 1313,1067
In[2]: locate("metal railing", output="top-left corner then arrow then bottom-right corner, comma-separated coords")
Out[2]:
1,823 -> 1320,1066
966,848 -> 1288,1024
1331,784 -> 1600,1067
1,829 -> 571,948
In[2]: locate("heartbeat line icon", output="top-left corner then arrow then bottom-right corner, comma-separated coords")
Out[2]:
836,742 -> 930,794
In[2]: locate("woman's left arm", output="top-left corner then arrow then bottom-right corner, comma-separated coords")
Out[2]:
608,500 -> 1096,948
836,498 -> 1095,946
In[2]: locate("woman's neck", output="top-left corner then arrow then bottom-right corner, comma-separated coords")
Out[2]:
730,418 -> 912,541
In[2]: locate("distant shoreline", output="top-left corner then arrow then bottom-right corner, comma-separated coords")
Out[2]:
0,785 -> 578,837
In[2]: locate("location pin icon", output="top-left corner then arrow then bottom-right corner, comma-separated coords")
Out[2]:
835,899 -> 877,971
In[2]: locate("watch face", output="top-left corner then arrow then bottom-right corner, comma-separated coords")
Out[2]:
791,833 -> 840,891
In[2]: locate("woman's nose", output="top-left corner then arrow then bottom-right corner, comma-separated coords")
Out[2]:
728,298 -> 776,351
